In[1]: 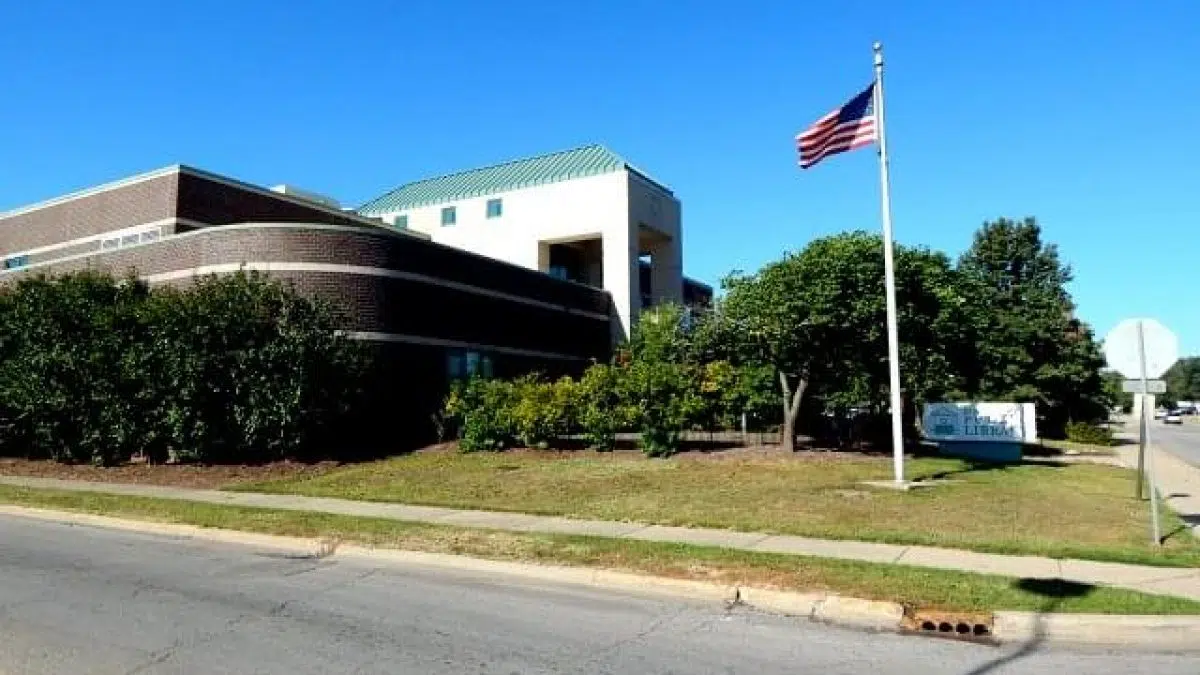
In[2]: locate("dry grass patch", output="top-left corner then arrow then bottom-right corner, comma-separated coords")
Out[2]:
238,451 -> 1200,567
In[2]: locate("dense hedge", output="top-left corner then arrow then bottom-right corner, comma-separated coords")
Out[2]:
1064,421 -> 1115,447
0,271 -> 370,465
442,359 -> 769,457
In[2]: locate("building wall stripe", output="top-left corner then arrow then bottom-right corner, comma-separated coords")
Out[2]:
344,331 -> 586,362
141,261 -> 612,322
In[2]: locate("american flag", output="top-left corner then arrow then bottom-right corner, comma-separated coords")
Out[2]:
796,84 -> 877,169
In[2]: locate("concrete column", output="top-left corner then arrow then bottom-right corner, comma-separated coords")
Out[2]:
649,235 -> 683,306
603,226 -> 639,341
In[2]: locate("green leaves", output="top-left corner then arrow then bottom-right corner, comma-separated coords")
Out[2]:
957,218 -> 1108,435
0,271 -> 369,465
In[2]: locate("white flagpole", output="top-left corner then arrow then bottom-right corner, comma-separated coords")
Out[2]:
873,41 -> 906,484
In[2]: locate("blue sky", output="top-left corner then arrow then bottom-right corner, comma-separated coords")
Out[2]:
1,1 -> 1197,355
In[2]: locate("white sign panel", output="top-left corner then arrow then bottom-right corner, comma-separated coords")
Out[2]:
1122,380 -> 1166,394
923,402 -> 1038,443
1103,318 -> 1179,380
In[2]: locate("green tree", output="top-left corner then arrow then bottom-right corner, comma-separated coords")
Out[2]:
1165,357 -> 1200,403
956,218 -> 1108,435
715,232 -> 964,451
1102,370 -> 1133,413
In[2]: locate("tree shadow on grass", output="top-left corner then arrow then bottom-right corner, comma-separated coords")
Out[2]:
962,578 -> 1095,675
1162,515 -> 1200,544
909,457 -> 1065,483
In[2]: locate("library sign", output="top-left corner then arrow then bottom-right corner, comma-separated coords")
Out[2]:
923,402 -> 1037,461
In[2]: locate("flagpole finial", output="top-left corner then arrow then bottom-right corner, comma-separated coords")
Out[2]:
873,42 -> 883,66
873,41 -> 882,52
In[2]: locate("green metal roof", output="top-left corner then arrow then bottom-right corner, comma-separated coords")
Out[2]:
357,144 -> 664,215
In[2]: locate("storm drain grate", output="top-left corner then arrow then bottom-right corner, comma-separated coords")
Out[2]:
902,609 -> 994,642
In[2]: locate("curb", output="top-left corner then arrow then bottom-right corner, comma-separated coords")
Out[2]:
2,504 -> 1199,649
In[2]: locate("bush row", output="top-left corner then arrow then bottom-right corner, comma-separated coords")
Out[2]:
1064,420 -> 1115,447
0,271 -> 370,465
443,361 -> 776,457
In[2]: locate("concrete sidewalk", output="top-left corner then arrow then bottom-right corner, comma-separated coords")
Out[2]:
3,474 -> 1200,603
1115,443 -> 1200,535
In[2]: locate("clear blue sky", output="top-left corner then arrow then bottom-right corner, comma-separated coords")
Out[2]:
2,1 -> 1197,355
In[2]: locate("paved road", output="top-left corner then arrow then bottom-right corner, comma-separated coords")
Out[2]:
1153,420 -> 1200,467
0,517 -> 1196,675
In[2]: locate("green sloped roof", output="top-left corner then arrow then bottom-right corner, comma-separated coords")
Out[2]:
358,144 -> 659,215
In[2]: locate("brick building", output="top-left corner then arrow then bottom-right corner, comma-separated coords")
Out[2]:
0,164 -> 617,447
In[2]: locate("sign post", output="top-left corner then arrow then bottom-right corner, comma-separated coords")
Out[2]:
1136,321 -> 1162,546
1103,318 -> 1179,546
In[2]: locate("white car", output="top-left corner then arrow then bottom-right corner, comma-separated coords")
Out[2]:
1165,411 -> 1183,425
1154,409 -> 1168,420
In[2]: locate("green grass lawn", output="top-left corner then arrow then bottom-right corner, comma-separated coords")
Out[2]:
2,484 -> 1197,616
237,452 -> 1200,567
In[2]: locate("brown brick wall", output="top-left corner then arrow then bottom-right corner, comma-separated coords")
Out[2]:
176,172 -> 371,228
0,173 -> 178,254
0,224 -> 612,361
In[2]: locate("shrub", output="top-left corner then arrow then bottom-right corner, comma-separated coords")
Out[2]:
1064,420 -> 1115,447
446,377 -> 518,452
0,272 -> 150,465
0,271 -> 369,465
622,361 -> 704,457
512,375 -> 579,449
577,364 -> 637,451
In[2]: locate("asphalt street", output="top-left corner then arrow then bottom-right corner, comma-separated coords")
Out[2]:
0,516 -> 1196,674
1153,420 -> 1200,467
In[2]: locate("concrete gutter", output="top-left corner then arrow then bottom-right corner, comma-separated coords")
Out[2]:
1,504 -> 1197,650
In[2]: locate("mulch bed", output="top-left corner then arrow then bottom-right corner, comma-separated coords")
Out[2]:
0,458 -> 342,490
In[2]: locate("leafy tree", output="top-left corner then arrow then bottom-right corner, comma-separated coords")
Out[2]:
621,360 -> 704,457
714,232 -> 966,451
1102,369 -> 1133,413
627,303 -> 697,364
1165,357 -> 1200,403
956,218 -> 1108,435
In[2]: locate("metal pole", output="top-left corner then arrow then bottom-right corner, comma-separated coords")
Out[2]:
1135,392 -> 1145,500
1137,320 -> 1162,546
874,41 -> 905,484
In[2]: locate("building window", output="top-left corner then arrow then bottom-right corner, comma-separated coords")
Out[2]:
441,206 -> 456,226
447,349 -> 493,381
3,255 -> 28,270
394,215 -> 408,229
486,199 -> 502,219
121,234 -> 140,247
101,238 -> 119,250
140,230 -> 160,243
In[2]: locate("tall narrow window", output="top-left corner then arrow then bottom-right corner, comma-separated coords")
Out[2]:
441,206 -> 456,226
486,199 -> 502,219
395,214 -> 408,229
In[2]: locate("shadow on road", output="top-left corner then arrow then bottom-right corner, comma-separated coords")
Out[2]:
961,578 -> 1094,675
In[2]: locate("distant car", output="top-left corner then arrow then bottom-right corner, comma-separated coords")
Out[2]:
1154,409 -> 1168,420
1165,411 -> 1183,425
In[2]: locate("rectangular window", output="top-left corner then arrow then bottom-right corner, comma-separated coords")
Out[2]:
3,255 -> 28,270
101,238 -> 118,250
486,199 -> 502,219
121,234 -> 140,247
441,206 -> 456,226
140,230 -> 160,243
394,215 -> 408,229
447,351 -> 465,380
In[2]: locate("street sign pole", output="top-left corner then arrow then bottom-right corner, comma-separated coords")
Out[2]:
1137,320 -> 1162,546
